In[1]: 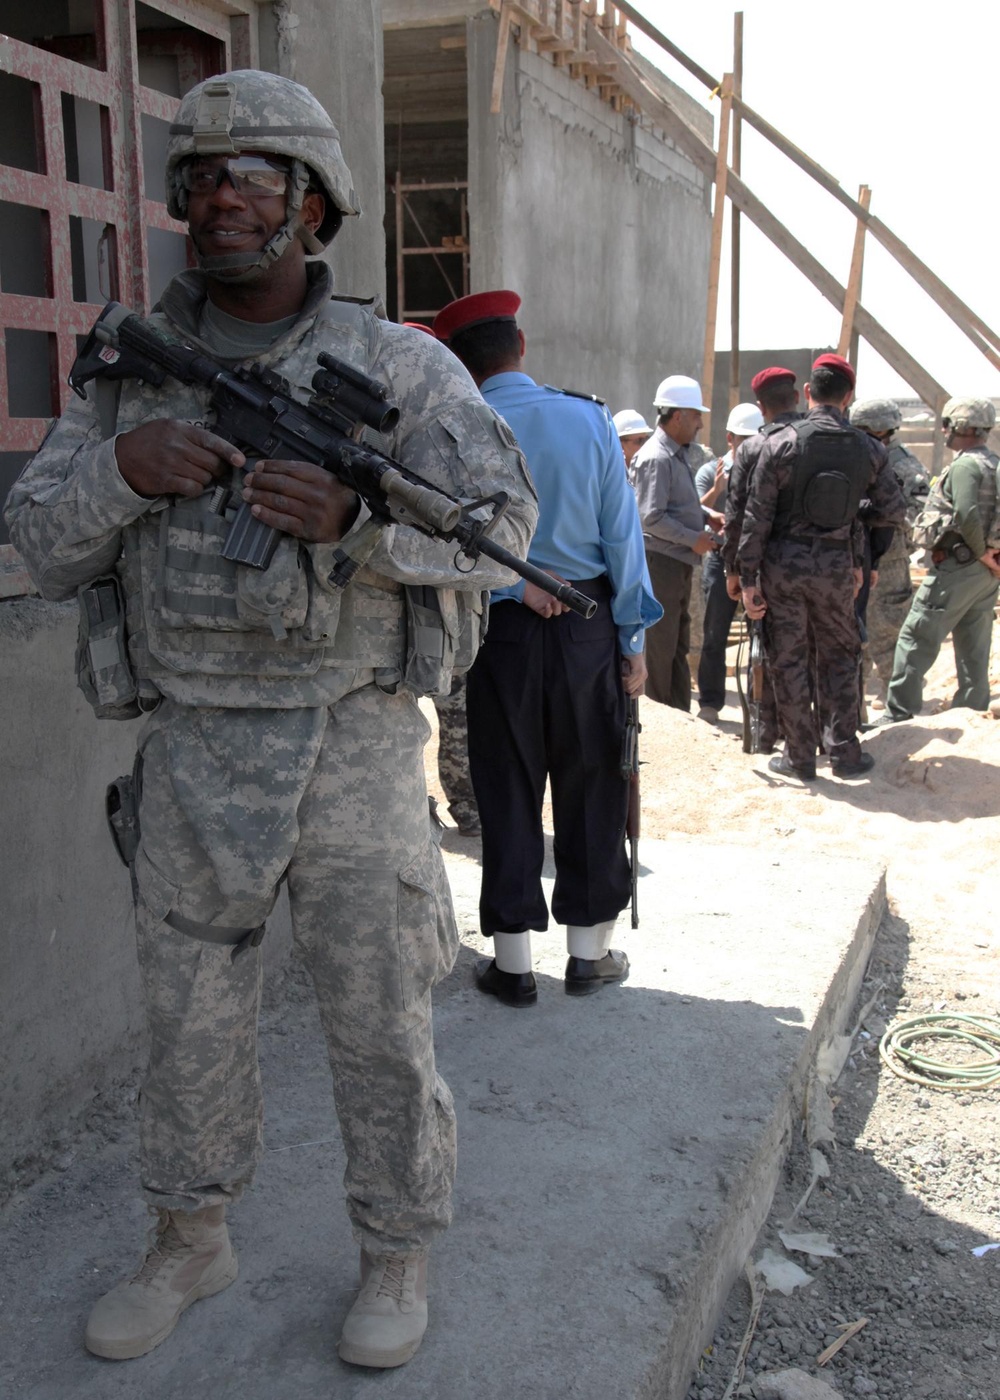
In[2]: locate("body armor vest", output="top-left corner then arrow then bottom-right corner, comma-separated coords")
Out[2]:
773,418 -> 871,538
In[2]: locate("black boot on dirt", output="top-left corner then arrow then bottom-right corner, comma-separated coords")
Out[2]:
474,957 -> 537,1007
831,751 -> 876,779
564,949 -> 630,996
767,753 -> 817,782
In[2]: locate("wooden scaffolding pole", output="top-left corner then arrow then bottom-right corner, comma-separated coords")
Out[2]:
837,184 -> 871,360
729,12 -> 743,412
702,75 -> 732,413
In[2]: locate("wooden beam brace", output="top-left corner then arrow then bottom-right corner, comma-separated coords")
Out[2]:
838,184 -> 871,359
490,2 -> 514,114
703,75 -> 733,411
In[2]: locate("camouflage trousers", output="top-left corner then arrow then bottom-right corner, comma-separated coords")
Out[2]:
886,558 -> 999,718
431,673 -> 479,831
761,540 -> 862,769
865,546 -> 914,697
131,683 -> 458,1255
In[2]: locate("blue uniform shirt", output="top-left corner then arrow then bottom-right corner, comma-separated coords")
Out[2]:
481,371 -> 663,654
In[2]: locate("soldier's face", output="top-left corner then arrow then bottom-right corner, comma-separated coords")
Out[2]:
185,151 -> 290,263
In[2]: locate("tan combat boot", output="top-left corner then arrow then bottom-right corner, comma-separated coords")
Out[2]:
338,1250 -> 428,1368
85,1205 -> 238,1360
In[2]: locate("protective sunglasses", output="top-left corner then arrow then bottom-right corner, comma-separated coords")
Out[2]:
180,155 -> 291,198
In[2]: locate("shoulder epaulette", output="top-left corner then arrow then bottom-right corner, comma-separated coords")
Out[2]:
541,384 -> 607,406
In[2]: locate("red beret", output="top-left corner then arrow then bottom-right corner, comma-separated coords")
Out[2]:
403,321 -> 437,337
812,353 -> 856,388
432,290 -> 521,343
751,366 -> 796,395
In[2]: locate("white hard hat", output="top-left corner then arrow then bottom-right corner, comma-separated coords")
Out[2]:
726,402 -> 764,436
653,375 -> 710,412
613,408 -> 653,439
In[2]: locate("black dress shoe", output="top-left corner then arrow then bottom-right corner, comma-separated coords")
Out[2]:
767,753 -> 817,781
564,949 -> 630,997
831,751 -> 875,778
475,957 -> 537,1007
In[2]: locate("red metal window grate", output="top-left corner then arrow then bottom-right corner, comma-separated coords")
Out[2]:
1,0 -> 256,568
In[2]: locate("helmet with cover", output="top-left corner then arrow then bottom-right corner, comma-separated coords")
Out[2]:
850,398 -> 902,433
165,69 -> 360,278
941,396 -> 996,435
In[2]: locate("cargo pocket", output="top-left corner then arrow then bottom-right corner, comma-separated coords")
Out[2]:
133,845 -> 179,926
396,844 -> 459,1009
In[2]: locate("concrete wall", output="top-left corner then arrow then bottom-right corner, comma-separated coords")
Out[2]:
259,0 -> 386,303
0,603 -> 142,1191
467,11 -> 711,413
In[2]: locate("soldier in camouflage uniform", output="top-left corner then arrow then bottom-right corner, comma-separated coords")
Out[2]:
4,71 -> 536,1370
849,399 -> 930,699
739,355 -> 904,780
883,397 -> 1000,719
432,674 -> 479,835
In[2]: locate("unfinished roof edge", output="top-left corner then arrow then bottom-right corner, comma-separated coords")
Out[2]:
383,0 -> 711,137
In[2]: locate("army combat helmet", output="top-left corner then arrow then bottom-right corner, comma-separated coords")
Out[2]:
165,69 -> 360,278
850,398 -> 902,434
941,396 -> 996,435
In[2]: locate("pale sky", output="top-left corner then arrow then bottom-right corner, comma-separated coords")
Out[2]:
630,0 -> 1000,404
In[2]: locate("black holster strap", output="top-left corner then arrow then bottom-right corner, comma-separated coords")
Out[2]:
165,910 -> 266,962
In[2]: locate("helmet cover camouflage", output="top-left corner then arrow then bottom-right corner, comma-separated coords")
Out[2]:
165,69 -> 359,270
942,396 -> 996,433
850,398 -> 902,433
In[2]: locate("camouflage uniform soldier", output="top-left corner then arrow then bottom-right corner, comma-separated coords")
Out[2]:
432,674 -> 480,835
4,71 -> 536,1370
883,397 -> 1000,719
849,399 -> 930,698
739,355 -> 904,781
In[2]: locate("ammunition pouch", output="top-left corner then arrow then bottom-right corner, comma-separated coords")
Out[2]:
77,575 -> 141,720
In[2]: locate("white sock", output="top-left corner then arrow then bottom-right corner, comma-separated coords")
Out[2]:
566,920 -> 617,961
493,932 -> 532,974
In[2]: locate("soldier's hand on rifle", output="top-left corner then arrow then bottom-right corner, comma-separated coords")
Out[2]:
241,460 -> 360,543
741,585 -> 767,619
522,575 -> 569,617
621,653 -> 647,697
115,420 -> 245,499
725,572 -> 742,602
979,549 -> 1000,578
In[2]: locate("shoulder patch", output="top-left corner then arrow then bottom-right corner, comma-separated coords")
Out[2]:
541,384 -> 607,406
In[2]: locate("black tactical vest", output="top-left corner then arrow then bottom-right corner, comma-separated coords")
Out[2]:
773,418 -> 871,537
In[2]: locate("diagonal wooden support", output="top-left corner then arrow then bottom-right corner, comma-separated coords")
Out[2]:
838,185 -> 871,360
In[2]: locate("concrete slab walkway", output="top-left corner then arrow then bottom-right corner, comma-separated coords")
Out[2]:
0,836 -> 884,1400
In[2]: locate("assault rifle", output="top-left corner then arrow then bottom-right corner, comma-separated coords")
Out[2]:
620,695 -> 641,928
736,612 -> 766,754
69,302 -> 597,618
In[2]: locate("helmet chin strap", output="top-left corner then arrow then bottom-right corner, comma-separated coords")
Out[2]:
191,159 -> 323,283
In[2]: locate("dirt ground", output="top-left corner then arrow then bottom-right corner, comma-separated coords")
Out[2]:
425,615 -> 1000,1400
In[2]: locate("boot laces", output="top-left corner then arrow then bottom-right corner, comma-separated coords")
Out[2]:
374,1255 -> 409,1302
131,1209 -> 185,1284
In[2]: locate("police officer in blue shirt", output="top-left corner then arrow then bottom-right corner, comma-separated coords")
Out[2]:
433,291 -> 662,1007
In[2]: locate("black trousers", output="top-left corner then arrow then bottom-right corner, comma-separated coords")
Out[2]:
697,550 -> 738,710
644,551 -> 692,710
466,577 -> 631,935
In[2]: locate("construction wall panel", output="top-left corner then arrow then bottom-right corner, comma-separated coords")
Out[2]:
467,10 -> 711,415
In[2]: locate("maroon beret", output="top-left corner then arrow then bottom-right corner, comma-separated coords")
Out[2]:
751,366 -> 796,396
812,353 -> 856,388
432,290 -> 521,343
403,321 -> 437,336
